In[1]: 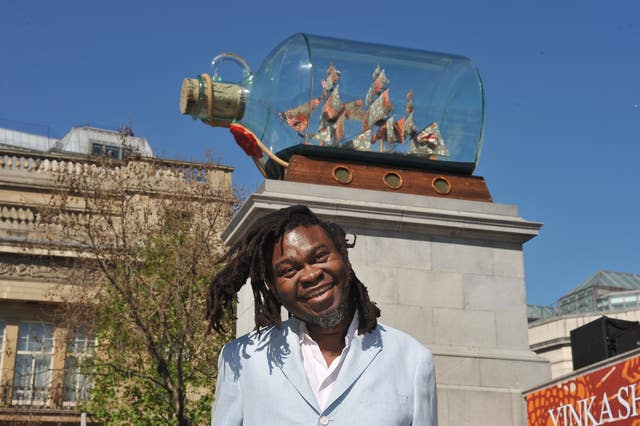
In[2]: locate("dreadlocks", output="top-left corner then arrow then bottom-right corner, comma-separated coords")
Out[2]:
207,205 -> 380,335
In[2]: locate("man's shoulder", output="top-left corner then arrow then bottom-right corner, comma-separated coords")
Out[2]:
219,318 -> 298,360
375,321 -> 433,360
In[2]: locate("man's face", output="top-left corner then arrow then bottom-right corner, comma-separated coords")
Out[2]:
270,225 -> 351,328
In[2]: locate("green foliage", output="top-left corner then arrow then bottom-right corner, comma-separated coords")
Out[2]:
45,156 -> 235,425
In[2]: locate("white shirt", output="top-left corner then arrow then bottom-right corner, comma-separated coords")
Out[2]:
298,314 -> 359,411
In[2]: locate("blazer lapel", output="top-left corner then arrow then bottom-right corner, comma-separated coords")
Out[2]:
277,318 -> 320,413
324,326 -> 383,410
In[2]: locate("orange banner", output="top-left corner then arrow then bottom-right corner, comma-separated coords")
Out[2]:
526,355 -> 640,425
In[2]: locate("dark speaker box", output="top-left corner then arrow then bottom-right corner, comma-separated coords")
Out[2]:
616,327 -> 640,354
570,316 -> 639,370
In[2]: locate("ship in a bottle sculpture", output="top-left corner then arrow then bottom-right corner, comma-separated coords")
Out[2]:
180,33 -> 491,201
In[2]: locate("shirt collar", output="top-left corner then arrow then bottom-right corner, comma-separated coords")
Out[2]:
298,311 -> 359,347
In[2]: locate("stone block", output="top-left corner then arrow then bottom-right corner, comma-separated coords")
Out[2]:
434,354 -> 481,386
491,245 -> 525,278
355,265 -> 398,304
237,281 -> 253,316
236,310 -> 253,337
565,317 -> 581,333
512,391 -> 527,426
235,281 -> 288,336
378,303 -> 433,345
527,322 -> 552,346
551,360 -> 574,379
434,308 -> 496,349
431,240 -> 493,275
437,384 -> 449,426
0,279 -> 59,302
463,275 -> 525,312
496,310 -> 530,350
443,386 -> 516,426
398,270 -> 463,309
365,234 -> 431,269
479,357 -> 550,390
541,319 -> 568,342
543,346 -> 572,365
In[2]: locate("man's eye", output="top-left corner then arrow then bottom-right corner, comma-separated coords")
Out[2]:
314,252 -> 329,262
281,266 -> 296,277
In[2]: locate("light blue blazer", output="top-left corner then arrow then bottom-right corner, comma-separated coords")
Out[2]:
212,317 -> 437,425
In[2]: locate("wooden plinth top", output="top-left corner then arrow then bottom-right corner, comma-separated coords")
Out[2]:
283,155 -> 492,202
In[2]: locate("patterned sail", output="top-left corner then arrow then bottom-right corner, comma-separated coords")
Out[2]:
280,98 -> 320,135
365,66 -> 389,106
344,129 -> 372,151
363,89 -> 393,131
410,122 -> 449,157
279,63 -> 449,157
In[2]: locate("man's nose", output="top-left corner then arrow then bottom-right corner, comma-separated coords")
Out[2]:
299,264 -> 323,285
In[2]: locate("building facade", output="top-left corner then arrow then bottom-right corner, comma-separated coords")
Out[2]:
529,271 -> 640,379
557,271 -> 640,315
0,125 -> 233,424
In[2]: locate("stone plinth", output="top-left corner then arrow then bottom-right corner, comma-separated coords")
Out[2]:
224,179 -> 551,425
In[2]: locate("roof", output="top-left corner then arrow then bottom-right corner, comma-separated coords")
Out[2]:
55,126 -> 153,157
560,271 -> 640,299
527,304 -> 557,322
0,127 -> 58,151
0,125 -> 153,157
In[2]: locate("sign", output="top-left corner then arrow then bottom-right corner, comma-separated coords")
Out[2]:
526,354 -> 640,425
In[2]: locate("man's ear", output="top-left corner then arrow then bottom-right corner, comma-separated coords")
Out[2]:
345,233 -> 357,249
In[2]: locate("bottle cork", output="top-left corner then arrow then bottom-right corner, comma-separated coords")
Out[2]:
179,74 -> 246,125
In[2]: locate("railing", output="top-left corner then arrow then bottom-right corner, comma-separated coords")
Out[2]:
0,147 -> 233,186
0,204 -> 37,227
0,148 -> 234,249
0,384 -> 77,411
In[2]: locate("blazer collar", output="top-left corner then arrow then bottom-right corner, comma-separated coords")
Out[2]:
324,323 -> 382,410
277,317 -> 321,413
277,317 -> 383,414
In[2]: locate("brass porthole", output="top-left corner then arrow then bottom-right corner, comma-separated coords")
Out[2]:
332,165 -> 353,184
383,171 -> 403,190
432,176 -> 451,194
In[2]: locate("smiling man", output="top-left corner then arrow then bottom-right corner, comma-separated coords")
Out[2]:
207,205 -> 437,426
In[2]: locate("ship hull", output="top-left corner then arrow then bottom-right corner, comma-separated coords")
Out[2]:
263,144 -> 474,179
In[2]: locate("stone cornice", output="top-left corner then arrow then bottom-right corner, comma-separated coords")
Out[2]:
225,179 -> 542,246
0,253 -> 75,282
0,148 -> 234,194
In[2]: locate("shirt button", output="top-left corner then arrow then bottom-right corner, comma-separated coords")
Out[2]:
319,416 -> 329,425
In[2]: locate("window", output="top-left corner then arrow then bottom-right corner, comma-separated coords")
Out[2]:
91,142 -> 122,160
12,322 -> 54,406
104,145 -> 120,159
63,332 -> 95,406
91,143 -> 103,156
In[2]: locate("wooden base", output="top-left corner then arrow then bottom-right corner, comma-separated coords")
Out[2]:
283,155 -> 492,202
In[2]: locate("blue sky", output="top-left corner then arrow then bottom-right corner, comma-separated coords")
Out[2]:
1,0 -> 638,306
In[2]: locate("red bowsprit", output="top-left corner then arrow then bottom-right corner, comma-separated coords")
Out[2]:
229,124 -> 263,160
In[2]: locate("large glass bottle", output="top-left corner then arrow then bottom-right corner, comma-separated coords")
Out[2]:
180,33 -> 484,178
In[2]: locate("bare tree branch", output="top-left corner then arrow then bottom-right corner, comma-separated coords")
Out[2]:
39,145 -> 235,425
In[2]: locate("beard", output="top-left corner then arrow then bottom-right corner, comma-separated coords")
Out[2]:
305,298 -> 351,328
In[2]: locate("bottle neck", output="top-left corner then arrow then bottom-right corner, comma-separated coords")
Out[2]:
180,74 -> 246,126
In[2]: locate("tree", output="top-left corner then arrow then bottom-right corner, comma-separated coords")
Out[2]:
40,150 -> 235,425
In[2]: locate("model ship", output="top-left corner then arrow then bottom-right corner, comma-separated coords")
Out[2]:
279,64 -> 449,159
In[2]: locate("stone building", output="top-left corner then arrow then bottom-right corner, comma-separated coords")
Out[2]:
529,271 -> 640,379
0,125 -> 233,424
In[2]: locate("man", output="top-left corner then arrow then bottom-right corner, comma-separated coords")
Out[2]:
207,205 -> 437,425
